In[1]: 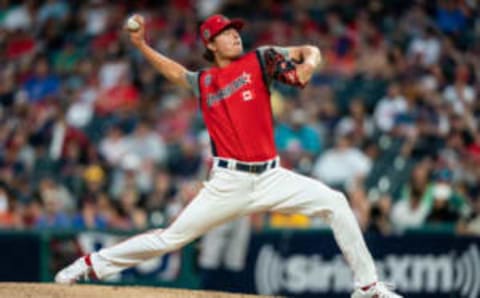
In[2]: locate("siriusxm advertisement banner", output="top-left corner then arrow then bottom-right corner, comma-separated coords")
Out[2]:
224,231 -> 480,298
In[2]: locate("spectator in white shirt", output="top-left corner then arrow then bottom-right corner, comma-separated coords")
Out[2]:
2,1 -> 36,31
98,52 -> 131,89
99,125 -> 129,167
408,27 -> 441,67
81,0 -> 109,36
442,64 -> 475,114
374,83 -> 408,132
125,121 -> 167,165
391,187 -> 429,232
312,134 -> 372,188
66,95 -> 93,128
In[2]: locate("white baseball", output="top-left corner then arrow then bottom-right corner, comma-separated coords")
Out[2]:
126,17 -> 140,32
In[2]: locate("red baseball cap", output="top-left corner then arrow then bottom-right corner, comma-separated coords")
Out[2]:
200,14 -> 244,46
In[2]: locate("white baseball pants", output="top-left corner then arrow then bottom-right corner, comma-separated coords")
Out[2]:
90,158 -> 378,287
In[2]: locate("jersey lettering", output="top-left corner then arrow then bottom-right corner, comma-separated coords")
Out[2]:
206,72 -> 252,107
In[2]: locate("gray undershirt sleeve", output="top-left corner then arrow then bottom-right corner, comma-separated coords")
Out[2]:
185,71 -> 200,97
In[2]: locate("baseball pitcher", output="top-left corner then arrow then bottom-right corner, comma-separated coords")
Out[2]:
55,14 -> 402,298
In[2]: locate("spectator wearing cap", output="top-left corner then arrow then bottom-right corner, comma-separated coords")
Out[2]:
81,164 -> 106,200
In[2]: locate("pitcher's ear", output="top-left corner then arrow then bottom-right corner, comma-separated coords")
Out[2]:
206,42 -> 216,52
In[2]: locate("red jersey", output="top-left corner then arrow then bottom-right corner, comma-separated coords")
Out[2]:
197,50 -> 276,162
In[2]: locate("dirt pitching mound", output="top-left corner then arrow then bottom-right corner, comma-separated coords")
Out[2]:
0,283 -> 275,298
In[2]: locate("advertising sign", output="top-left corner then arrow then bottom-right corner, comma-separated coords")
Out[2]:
220,232 -> 480,298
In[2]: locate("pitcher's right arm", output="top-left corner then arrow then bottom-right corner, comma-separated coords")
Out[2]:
127,15 -> 195,90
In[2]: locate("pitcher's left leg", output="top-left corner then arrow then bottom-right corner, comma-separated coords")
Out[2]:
253,168 -> 378,288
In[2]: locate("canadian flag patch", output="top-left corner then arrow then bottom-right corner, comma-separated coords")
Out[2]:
242,90 -> 253,101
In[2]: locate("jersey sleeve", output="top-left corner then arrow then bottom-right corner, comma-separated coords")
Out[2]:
185,71 -> 200,97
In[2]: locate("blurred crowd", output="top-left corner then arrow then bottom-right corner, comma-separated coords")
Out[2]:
0,0 -> 480,236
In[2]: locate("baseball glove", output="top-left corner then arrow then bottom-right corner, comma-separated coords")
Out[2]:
263,48 -> 306,88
